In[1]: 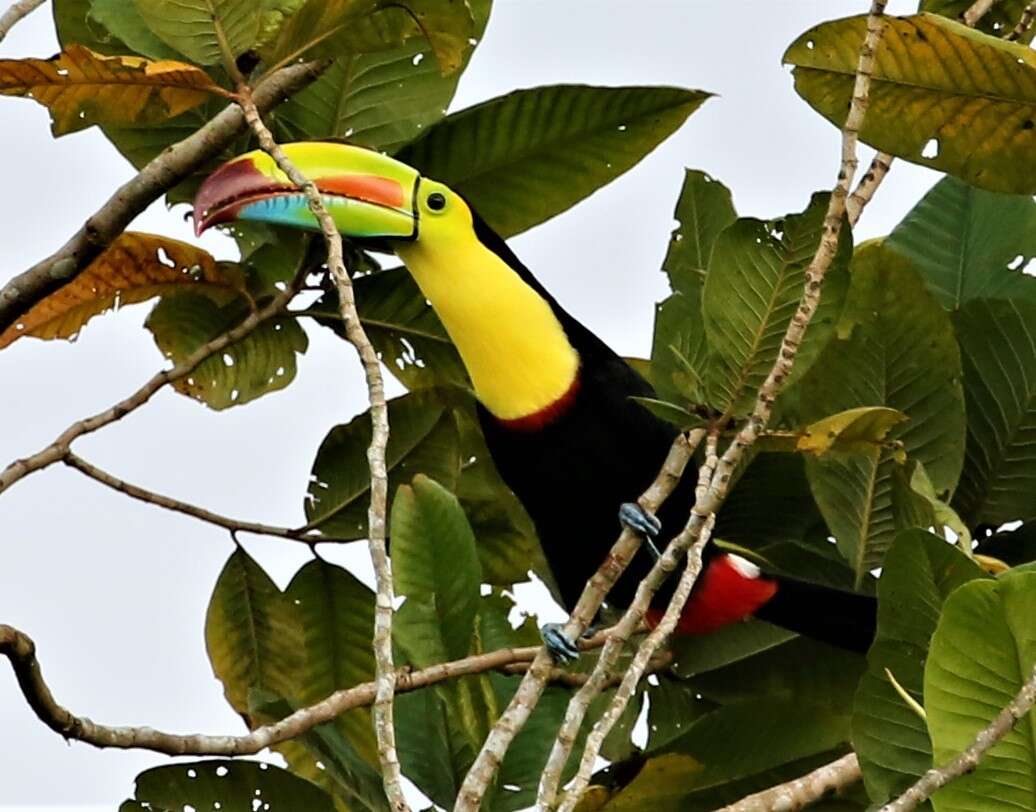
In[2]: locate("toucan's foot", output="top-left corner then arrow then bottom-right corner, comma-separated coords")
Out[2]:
541,622 -> 581,663
619,502 -> 663,560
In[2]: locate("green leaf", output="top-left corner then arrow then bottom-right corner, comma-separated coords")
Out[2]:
785,14 -> 1036,194
924,571 -> 1036,812
89,0 -> 184,60
122,760 -> 335,812
852,530 -> 988,807
285,559 -> 378,767
398,85 -> 711,238
921,0 -> 1035,43
204,548 -> 304,717
953,298 -> 1036,525
629,397 -> 706,430
54,0 -> 130,54
305,389 -> 461,539
703,193 -> 852,416
796,242 -> 965,583
391,475 -> 482,663
644,675 -> 716,753
133,0 -> 261,65
651,288 -> 708,406
663,169 -> 737,297
886,176 -> 1036,310
145,292 -> 308,410
670,620 -> 797,679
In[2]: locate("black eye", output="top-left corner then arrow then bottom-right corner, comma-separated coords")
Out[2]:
427,192 -> 447,211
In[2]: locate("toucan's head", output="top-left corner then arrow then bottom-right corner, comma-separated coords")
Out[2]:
193,142 -> 471,250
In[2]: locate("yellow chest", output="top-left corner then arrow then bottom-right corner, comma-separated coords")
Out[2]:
396,238 -> 579,421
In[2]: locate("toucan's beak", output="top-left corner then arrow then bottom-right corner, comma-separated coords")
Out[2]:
193,142 -> 420,240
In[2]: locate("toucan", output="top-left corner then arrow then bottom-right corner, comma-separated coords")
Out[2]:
194,142 -> 877,658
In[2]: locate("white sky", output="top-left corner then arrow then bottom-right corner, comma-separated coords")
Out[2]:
0,0 -> 938,805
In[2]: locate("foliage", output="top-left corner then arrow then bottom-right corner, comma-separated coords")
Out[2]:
6,2 -> 1036,811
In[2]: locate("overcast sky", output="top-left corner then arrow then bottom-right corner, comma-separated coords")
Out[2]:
0,1 -> 939,807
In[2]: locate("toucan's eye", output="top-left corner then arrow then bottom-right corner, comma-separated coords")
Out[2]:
427,192 -> 447,212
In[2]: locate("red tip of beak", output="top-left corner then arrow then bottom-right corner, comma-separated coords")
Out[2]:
193,158 -> 292,236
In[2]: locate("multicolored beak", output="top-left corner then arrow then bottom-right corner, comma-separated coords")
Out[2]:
193,142 -> 420,240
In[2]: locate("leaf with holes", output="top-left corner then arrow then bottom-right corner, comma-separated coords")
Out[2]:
133,0 -> 261,65
276,0 -> 490,152
663,169 -> 737,297
703,193 -> 852,416
785,14 -> 1036,194
924,571 -> 1036,812
0,233 -> 232,350
204,549 -> 303,717
922,0 -> 1035,43
398,84 -> 710,238
0,46 -> 223,136
886,177 -> 1036,309
794,242 -> 965,585
145,293 -> 307,410
952,298 -> 1036,525
305,389 -> 461,538
852,530 -> 988,807
121,760 -> 335,812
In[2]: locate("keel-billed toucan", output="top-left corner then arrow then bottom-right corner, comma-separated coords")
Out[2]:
194,143 -> 876,658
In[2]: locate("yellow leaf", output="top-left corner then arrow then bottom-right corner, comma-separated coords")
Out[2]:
0,233 -> 232,350
0,45 -> 225,135
796,406 -> 908,456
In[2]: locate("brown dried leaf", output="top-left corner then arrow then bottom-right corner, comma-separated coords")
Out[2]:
0,232 -> 232,349
0,44 -> 225,135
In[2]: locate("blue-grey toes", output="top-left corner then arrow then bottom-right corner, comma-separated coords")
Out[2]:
619,502 -> 663,560
541,622 -> 581,663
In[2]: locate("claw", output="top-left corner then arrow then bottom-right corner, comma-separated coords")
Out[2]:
541,622 -> 581,663
619,502 -> 663,560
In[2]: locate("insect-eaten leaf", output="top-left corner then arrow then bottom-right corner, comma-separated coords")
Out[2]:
146,292 -> 308,410
760,406 -> 908,458
663,169 -> 737,298
785,14 -> 1036,194
0,233 -> 233,350
0,45 -> 223,135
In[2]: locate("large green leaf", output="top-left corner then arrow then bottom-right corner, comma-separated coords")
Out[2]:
204,548 -> 304,717
953,298 -> 1036,526
852,530 -> 988,807
398,85 -> 710,238
89,0 -> 185,60
796,243 -> 965,582
924,571 -> 1036,812
671,620 -> 797,679
703,193 -> 852,416
120,760 -> 334,812
391,475 -> 482,663
304,389 -> 461,538
785,14 -> 1036,193
886,176 -> 1036,309
662,169 -> 737,297
133,0 -> 261,65
53,0 -> 129,54
651,288 -> 708,406
922,0 -> 1035,43
145,292 -> 308,410
276,0 -> 490,152
286,560 -> 378,766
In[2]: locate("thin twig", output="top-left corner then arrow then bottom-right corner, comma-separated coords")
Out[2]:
846,152 -> 892,227
0,623 -> 618,755
963,0 -> 997,27
880,664 -> 1036,812
715,754 -> 862,812
235,86 -> 405,812
0,280 -> 306,497
0,0 -> 44,43
1007,0 -> 1036,40
63,453 -> 335,545
543,4 -> 890,809
452,431 -> 703,812
0,60 -> 326,337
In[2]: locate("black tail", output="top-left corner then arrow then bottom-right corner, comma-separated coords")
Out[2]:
754,577 -> 876,653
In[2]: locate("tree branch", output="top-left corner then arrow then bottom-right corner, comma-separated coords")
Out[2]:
0,0 -> 44,43
62,452 -> 335,545
0,276 -> 306,497
235,86 -> 405,812
1007,0 -> 1036,40
0,60 -> 326,336
963,0 -> 997,27
715,754 -> 862,812
846,152 -> 892,227
452,430 -> 703,812
0,623 -> 623,755
879,664 -> 1036,812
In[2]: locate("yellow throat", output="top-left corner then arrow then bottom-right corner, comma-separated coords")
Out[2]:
396,215 -> 579,421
